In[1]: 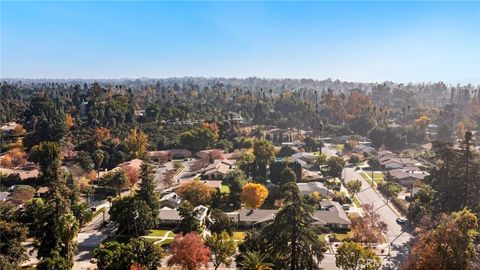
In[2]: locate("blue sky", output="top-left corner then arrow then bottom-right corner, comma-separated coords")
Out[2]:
1,1 -> 479,83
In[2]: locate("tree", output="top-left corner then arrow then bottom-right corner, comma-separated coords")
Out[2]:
224,169 -> 246,208
129,238 -> 164,270
350,204 -> 388,245
177,201 -> 201,234
253,140 -> 276,178
277,145 -> 296,157
368,157 -> 381,171
207,208 -> 235,235
241,183 -> 269,209
168,233 -> 211,270
262,183 -> 324,269
304,136 -> 323,152
109,196 -> 155,237
315,152 -> 328,166
349,155 -> 360,165
98,169 -> 129,195
94,241 -> 134,270
180,127 -> 216,153
0,220 -> 28,267
206,231 -> 237,270
335,241 -> 381,270
279,167 -> 297,187
238,251 -> 273,270
137,162 -> 159,216
327,156 -> 345,177
402,209 -> 479,270
120,164 -> 139,187
94,149 -> 105,172
125,127 -> 148,159
345,179 -> 362,194
177,180 -> 214,206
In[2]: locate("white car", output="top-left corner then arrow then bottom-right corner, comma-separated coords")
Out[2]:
396,217 -> 407,224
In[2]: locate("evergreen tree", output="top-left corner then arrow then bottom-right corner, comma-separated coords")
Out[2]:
137,162 -> 160,217
262,183 -> 324,269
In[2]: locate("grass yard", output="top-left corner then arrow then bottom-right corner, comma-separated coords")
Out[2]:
352,196 -> 361,208
319,233 -> 350,242
360,171 -> 384,185
148,229 -> 175,238
220,185 -> 230,194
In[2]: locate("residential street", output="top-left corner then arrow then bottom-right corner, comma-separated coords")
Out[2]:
73,207 -> 115,270
343,167 -> 413,269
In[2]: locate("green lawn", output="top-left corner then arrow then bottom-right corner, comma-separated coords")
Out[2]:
360,171 -> 384,185
148,230 -> 175,238
319,233 -> 350,242
352,196 -> 361,208
220,185 -> 230,194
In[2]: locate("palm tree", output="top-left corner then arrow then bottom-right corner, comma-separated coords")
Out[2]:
239,251 -> 273,270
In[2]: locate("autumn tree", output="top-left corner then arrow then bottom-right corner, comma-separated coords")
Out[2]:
177,180 -> 214,206
402,209 -> 479,270
350,204 -> 388,245
125,127 -> 148,159
241,183 -> 269,209
335,241 -> 381,270
202,122 -> 220,142
120,164 -> 139,187
167,233 -> 211,270
206,231 -> 237,270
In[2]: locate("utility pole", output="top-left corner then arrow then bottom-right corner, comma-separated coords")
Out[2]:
133,210 -> 139,238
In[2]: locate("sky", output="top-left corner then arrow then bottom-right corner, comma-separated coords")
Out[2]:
1,1 -> 479,83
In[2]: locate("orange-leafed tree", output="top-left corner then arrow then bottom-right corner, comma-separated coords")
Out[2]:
177,180 -> 214,206
202,122 -> 220,142
241,183 -> 269,209
350,203 -> 388,246
401,209 -> 479,270
414,115 -> 431,128
1,154 -> 13,168
167,233 -> 211,270
13,124 -> 26,136
65,114 -> 75,129
345,92 -> 372,116
120,165 -> 139,187
94,127 -> 111,144
9,148 -> 27,167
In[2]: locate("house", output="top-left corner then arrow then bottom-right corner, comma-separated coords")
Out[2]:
231,209 -> 277,228
353,144 -> 376,155
203,159 -> 235,177
0,192 -> 9,202
159,192 -> 182,209
158,205 -> 209,226
291,152 -> 315,170
388,169 -> 428,186
311,201 -> 351,229
297,182 -> 330,197
35,186 -> 50,198
168,149 -> 192,159
378,151 -> 395,159
380,157 -> 421,170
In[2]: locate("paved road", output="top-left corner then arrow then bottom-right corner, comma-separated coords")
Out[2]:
73,208 -> 115,270
343,167 -> 413,269
322,143 -> 339,159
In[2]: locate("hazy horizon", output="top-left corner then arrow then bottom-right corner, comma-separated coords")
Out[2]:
1,1 -> 479,83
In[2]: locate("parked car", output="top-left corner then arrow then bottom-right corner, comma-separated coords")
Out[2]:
396,217 -> 407,224
342,204 -> 350,210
